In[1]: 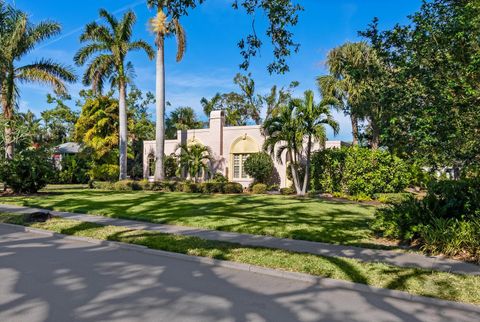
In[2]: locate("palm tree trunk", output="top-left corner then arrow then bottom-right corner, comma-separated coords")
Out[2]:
371,119 -> 380,150
351,114 -> 359,146
288,150 -> 301,193
1,81 -> 14,160
300,135 -> 312,196
118,79 -> 128,180
154,31 -> 166,182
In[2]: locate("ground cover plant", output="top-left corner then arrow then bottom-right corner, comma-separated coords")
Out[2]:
0,213 -> 478,305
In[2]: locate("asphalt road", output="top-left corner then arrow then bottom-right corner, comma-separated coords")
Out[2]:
0,224 -> 479,322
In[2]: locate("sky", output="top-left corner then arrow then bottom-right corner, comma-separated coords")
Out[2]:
7,0 -> 423,141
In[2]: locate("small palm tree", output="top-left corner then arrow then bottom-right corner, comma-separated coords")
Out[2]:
147,1 -> 187,182
176,143 -> 212,183
296,90 -> 339,195
0,6 -> 76,159
263,102 -> 303,193
74,9 -> 154,180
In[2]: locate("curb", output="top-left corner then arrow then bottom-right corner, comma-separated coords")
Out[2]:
2,222 -> 479,312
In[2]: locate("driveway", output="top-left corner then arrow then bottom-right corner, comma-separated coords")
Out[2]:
0,224 -> 478,322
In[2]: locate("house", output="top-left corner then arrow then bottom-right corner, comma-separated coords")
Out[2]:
52,142 -> 82,169
144,111 -> 349,188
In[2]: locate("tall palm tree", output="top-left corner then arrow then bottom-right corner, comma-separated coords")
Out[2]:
147,1 -> 187,182
296,90 -> 339,195
263,101 -> 303,193
166,106 -> 202,138
319,42 -> 375,146
0,6 -> 76,159
74,9 -> 154,180
176,143 -> 212,183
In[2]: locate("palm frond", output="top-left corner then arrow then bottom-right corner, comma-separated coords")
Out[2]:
117,10 -> 136,42
129,40 -> 155,60
73,43 -> 109,66
172,19 -> 186,62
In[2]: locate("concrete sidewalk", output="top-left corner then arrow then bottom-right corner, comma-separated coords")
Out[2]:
1,224 -> 479,322
1,203 -> 479,275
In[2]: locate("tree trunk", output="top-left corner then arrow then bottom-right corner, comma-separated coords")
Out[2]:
288,150 -> 301,193
370,119 -> 380,150
2,77 -> 14,160
300,135 -> 312,196
351,114 -> 359,146
154,31 -> 166,182
118,79 -> 128,180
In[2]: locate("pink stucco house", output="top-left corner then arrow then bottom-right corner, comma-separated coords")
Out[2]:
144,111 -> 348,188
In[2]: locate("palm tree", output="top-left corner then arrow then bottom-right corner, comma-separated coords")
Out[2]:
319,42 -> 375,146
74,9 -> 154,180
296,90 -> 339,195
176,143 -> 212,183
263,101 -> 303,193
166,106 -> 202,139
147,1 -> 187,182
0,6 -> 76,159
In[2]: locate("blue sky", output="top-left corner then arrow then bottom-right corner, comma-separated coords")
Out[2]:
8,0 -> 422,141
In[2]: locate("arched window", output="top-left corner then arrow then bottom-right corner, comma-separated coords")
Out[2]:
147,153 -> 155,177
229,135 -> 259,180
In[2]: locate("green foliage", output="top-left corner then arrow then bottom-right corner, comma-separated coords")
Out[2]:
280,187 -> 296,195
41,94 -> 78,145
88,164 -> 119,182
176,143 -> 212,183
200,182 -> 224,194
164,155 -> 178,178
165,107 -> 203,139
113,180 -> 142,191
178,182 -> 200,193
210,173 -> 228,183
243,152 -> 274,184
372,179 -> 480,261
0,148 -> 53,193
373,193 -> 411,204
55,154 -> 90,184
251,183 -> 268,195
223,182 -> 243,194
311,147 -> 412,196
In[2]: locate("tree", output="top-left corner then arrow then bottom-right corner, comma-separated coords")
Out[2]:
41,94 -> 78,145
244,152 -> 274,184
296,90 -> 339,195
176,143 -> 212,183
318,42 -> 381,147
165,106 -> 203,139
74,9 -> 154,180
146,0 -> 303,181
0,6 -> 76,159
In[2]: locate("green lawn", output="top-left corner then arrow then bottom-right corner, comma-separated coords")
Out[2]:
0,186 -> 380,247
1,213 -> 478,305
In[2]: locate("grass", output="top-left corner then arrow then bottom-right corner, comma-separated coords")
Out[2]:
0,186 -> 381,248
1,212 -> 479,305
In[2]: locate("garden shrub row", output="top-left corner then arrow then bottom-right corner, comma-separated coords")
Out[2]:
372,179 -> 480,262
311,147 -> 412,196
91,180 -> 244,194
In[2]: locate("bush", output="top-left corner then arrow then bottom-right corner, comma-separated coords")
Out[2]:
311,147 -> 412,197
373,193 -> 411,204
280,187 -> 296,195
90,181 -> 115,190
89,164 -> 119,182
223,182 -> 243,194
372,179 -> 480,261
164,155 -> 178,178
179,182 -> 200,193
268,184 -> 280,192
55,154 -> 90,184
0,148 -> 53,193
210,172 -> 228,183
201,182 -> 224,194
138,179 -> 152,190
251,183 -> 267,194
244,152 -> 274,184
113,180 -> 142,191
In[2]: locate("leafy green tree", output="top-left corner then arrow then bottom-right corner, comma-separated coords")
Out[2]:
244,152 -> 274,184
165,106 -> 203,139
41,94 -> 78,145
0,5 -> 76,159
176,143 -> 212,183
74,9 -> 154,180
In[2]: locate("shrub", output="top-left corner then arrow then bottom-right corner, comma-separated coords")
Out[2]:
55,154 -> 90,184
210,173 -> 228,183
244,152 -> 274,184
138,179 -> 152,190
223,182 -> 243,194
91,181 -> 115,190
179,182 -> 200,193
113,180 -> 142,191
164,155 -> 178,178
280,187 -> 296,195
0,148 -> 53,193
268,184 -> 280,192
89,164 -> 119,182
311,147 -> 412,197
163,181 -> 179,192
373,193 -> 411,204
372,179 -> 480,261
251,183 -> 267,194
201,182 -> 224,194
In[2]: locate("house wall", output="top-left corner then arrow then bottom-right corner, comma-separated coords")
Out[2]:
144,111 -> 348,188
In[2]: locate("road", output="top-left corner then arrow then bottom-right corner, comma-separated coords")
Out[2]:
0,224 -> 478,322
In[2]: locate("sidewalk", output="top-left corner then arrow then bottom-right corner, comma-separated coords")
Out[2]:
1,203 -> 479,275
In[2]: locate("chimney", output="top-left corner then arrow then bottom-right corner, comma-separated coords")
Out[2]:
209,110 -> 225,156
